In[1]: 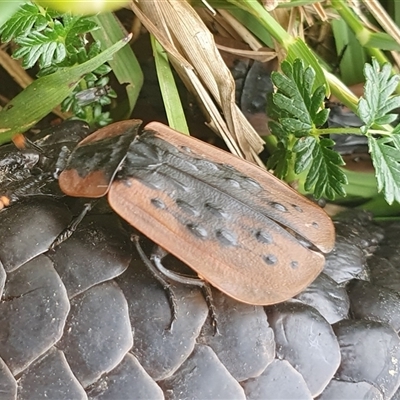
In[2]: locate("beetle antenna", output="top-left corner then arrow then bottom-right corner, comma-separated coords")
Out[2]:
50,201 -> 96,249
12,134 -> 46,155
132,235 -> 178,331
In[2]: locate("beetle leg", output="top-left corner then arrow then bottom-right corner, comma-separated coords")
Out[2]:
200,283 -> 220,336
152,253 -> 220,335
134,237 -> 219,334
50,201 -> 96,249
132,235 -> 178,331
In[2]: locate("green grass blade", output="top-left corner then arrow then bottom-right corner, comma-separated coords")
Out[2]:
331,18 -> 366,85
151,35 -> 189,134
90,13 -> 143,119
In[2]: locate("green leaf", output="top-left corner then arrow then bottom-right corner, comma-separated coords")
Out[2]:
266,143 -> 291,179
0,0 -> 27,31
392,124 -> 400,135
64,16 -> 98,49
14,28 -> 65,68
268,120 -> 288,141
271,59 -> 328,134
151,35 -> 188,134
293,136 -> 314,172
268,58 -> 342,198
11,15 -> 101,70
369,136 -> 400,204
294,137 -> 347,200
314,108 -> 330,127
357,59 -> 400,128
90,12 -> 143,119
0,2 -> 47,42
280,118 -> 310,135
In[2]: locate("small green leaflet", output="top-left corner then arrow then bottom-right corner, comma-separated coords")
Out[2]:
14,26 -> 66,68
368,136 -> 400,205
268,59 -> 344,200
0,2 -> 52,42
0,2 -> 98,69
293,136 -> 347,199
358,59 -> 400,128
357,59 -> 400,204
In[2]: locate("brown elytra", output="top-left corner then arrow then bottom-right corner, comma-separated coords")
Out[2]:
59,120 -> 335,305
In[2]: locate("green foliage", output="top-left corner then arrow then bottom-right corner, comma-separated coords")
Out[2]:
0,2 -> 56,42
0,34 -> 130,142
357,59 -> 400,204
268,59 -> 347,200
358,60 -> 400,128
268,57 -> 400,205
0,1 -> 115,126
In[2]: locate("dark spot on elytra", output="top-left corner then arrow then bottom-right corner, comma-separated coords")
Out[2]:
176,199 -> 199,217
224,178 -> 240,188
180,145 -> 192,153
255,230 -> 273,244
292,204 -> 303,213
187,223 -> 208,239
312,221 -> 319,228
204,202 -> 227,218
151,198 -> 166,209
216,229 -> 237,246
263,254 -> 277,266
244,177 -> 262,189
271,202 -> 287,213
290,260 -> 299,269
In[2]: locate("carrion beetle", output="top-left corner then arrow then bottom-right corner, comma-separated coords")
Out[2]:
57,119 -> 335,306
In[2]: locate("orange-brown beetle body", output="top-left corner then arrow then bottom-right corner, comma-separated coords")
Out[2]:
59,120 -> 335,305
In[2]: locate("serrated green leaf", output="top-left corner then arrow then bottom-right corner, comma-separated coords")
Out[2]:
375,114 -> 399,126
293,136 -> 314,171
271,72 -> 297,98
294,136 -> 347,200
35,15 -> 49,32
267,143 -> 291,179
0,2 -> 42,42
306,151 -> 323,187
320,137 -> 336,148
310,86 -> 326,121
299,62 -> 314,110
377,97 -> 400,119
280,118 -> 310,135
268,121 -> 288,140
281,61 -> 293,79
271,59 -> 327,136
392,124 -> 400,135
358,59 -> 400,128
314,108 -> 330,127
273,93 -> 310,125
369,136 -> 400,204
94,64 -> 112,76
65,16 -> 98,49
14,28 -> 65,68
268,58 -> 340,197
